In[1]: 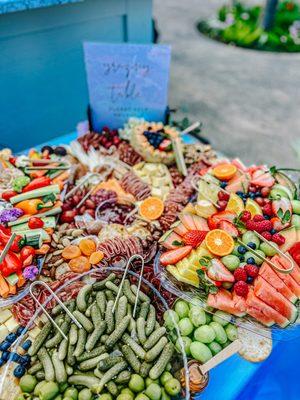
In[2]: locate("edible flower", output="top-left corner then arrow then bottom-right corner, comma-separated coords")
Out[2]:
22,265 -> 39,281
0,208 -> 24,224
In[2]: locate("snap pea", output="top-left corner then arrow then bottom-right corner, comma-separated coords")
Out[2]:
73,328 -> 87,357
139,302 -> 150,320
98,355 -> 124,371
149,343 -> 174,380
28,362 -> 43,375
69,324 -> 78,346
86,321 -> 106,352
76,345 -> 106,362
79,354 -> 108,371
93,273 -> 116,291
96,291 -> 106,317
105,315 -> 130,350
123,280 -> 136,305
73,311 -> 94,333
68,375 -> 100,389
76,285 -> 93,312
38,347 -> 55,382
105,300 -> 115,334
115,296 -> 128,326
52,350 -> 67,384
122,333 -> 146,359
96,361 -> 127,393
106,381 -> 119,396
45,321 -> 69,349
58,338 -> 68,361
139,361 -> 153,378
137,317 -> 147,345
115,370 -> 131,384
145,305 -> 156,336
144,327 -> 166,351
91,303 -> 102,327
105,281 -> 120,295
131,285 -> 150,303
145,337 -> 168,362
122,344 -> 141,373
28,322 -> 52,356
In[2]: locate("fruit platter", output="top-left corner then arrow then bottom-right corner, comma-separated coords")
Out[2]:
0,118 -> 299,400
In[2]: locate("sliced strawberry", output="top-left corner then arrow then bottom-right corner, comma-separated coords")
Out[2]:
207,259 -> 235,282
183,230 -> 207,247
270,217 -> 290,232
218,220 -> 239,237
272,198 -> 292,221
251,172 -> 275,188
208,210 -> 236,230
160,245 -> 193,266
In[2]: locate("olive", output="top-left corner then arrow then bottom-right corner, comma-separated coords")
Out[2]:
41,145 -> 54,154
54,146 -> 67,156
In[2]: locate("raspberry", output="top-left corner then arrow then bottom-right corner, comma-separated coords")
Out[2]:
245,220 -> 257,231
247,220 -> 273,233
233,268 -> 247,282
240,211 -> 251,222
262,203 -> 273,216
183,230 -> 207,247
234,281 -> 249,297
255,197 -> 265,206
272,233 -> 286,245
244,264 -> 259,278
261,231 -> 272,241
253,215 -> 265,222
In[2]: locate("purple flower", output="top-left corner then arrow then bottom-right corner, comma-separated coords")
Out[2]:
23,266 -> 39,281
0,208 -> 24,224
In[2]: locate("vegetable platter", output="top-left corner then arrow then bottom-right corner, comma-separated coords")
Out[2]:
0,117 -> 299,399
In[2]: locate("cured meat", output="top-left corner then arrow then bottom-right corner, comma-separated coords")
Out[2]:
120,171 -> 151,201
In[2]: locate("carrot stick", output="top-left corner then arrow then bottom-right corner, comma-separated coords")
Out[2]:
0,274 -> 10,298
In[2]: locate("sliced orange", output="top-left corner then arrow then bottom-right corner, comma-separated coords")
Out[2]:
213,164 -> 237,181
205,229 -> 234,256
139,196 -> 164,220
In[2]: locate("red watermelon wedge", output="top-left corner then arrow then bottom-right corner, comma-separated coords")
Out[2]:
274,254 -> 300,285
272,256 -> 300,298
207,288 -> 246,317
254,276 -> 298,322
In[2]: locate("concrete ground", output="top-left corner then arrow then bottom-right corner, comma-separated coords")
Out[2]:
153,0 -> 300,167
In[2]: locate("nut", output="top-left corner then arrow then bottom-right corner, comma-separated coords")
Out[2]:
61,238 -> 71,247
52,233 -> 60,243
72,229 -> 84,237
53,258 -> 64,267
53,249 -> 63,256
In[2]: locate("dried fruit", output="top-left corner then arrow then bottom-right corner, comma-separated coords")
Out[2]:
62,245 -> 81,260
89,251 -> 104,265
79,238 -> 96,256
68,256 -> 91,273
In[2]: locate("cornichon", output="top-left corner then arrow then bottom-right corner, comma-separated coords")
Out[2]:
98,355 -> 124,372
122,344 -> 141,373
105,281 -> 120,295
140,361 -> 153,378
52,350 -> 67,384
131,285 -> 150,303
28,362 -> 43,375
76,285 -> 93,312
73,311 -> 94,333
115,295 -> 127,326
86,320 -> 106,352
67,341 -> 76,366
122,333 -> 145,359
145,305 -> 156,336
144,327 -> 166,351
36,371 -> 45,381
76,345 -> 106,362
69,324 -> 78,346
105,300 -> 115,334
73,328 -> 87,357
96,291 -> 106,317
137,317 -> 147,345
92,273 -> 116,291
91,303 -> 102,327
106,381 -> 119,396
149,343 -> 174,380
104,290 -> 114,301
52,300 -> 74,317
96,361 -> 127,393
45,321 -> 69,348
115,370 -> 131,384
28,322 -> 52,356
68,374 -> 100,389
123,280 -> 137,305
58,338 -> 68,361
79,354 -> 108,371
38,347 -> 55,382
105,315 -> 130,349
139,302 -> 150,320
145,337 -> 168,362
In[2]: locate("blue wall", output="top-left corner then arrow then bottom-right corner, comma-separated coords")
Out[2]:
0,0 -> 153,151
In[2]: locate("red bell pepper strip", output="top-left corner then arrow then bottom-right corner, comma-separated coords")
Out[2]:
22,176 -> 51,193
0,252 -> 22,277
0,227 -> 24,252
1,190 -> 18,201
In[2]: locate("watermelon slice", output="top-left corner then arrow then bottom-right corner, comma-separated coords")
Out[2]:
159,230 -> 182,250
259,262 -> 297,303
172,221 -> 188,236
160,245 -> 193,266
232,158 -> 247,172
207,289 -> 246,317
275,254 -> 300,285
272,256 -> 300,298
246,289 -> 289,328
226,173 -> 250,193
254,276 -> 298,322
192,215 -> 209,231
279,227 -> 300,252
179,213 -> 197,230
207,259 -> 235,283
251,171 -> 275,187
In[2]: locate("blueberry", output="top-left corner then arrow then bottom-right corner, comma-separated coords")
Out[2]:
255,192 -> 261,197
236,191 -> 244,198
270,228 -> 277,235
20,354 -> 31,365
6,333 -> 17,343
41,145 -> 54,154
247,257 -> 256,264
249,193 -> 256,200
263,215 -> 270,220
238,245 -> 247,254
16,327 -> 27,337
54,146 -> 67,156
10,352 -> 21,363
247,242 -> 256,250
220,182 -> 227,189
239,256 -> 245,262
0,341 -> 11,351
0,359 -> 5,367
22,340 -> 32,351
1,351 -> 10,361
247,276 -> 254,283
14,365 -> 26,378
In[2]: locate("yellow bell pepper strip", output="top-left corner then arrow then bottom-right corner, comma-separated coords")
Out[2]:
16,199 -> 52,215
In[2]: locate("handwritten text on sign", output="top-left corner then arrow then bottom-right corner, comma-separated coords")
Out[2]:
84,43 -> 171,131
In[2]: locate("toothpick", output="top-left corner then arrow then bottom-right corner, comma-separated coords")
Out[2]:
180,122 -> 201,135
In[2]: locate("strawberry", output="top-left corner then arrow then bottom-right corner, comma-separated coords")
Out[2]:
272,233 -> 285,245
251,172 -> 275,188
253,215 -> 265,222
233,267 -> 247,282
270,217 -> 290,232
244,264 -> 259,278
207,259 -> 235,282
245,219 -> 272,233
182,230 -> 207,247
207,210 -> 236,230
217,220 -> 239,237
240,211 -> 251,222
160,245 -> 193,266
234,281 -> 249,297
272,198 -> 292,221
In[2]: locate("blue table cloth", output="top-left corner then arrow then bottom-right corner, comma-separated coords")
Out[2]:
33,131 -> 300,400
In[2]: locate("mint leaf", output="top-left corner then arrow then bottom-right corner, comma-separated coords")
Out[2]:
269,166 -> 277,176
197,269 -> 218,295
199,256 -> 212,268
277,208 -> 284,219
172,240 -> 183,247
282,210 -> 291,223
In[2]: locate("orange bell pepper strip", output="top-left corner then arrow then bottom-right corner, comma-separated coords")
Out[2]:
0,274 -> 9,298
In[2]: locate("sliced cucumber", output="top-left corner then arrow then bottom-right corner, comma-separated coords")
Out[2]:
10,184 -> 60,204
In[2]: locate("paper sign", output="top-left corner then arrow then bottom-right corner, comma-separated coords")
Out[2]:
83,42 -> 171,131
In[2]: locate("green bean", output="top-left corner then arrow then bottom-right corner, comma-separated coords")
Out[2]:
140,361 -> 153,378
73,311 -> 94,333
131,285 -> 150,303
149,343 -> 174,380
93,273 -> 116,291
123,280 -> 136,305
144,327 -> 166,351
73,328 -> 87,357
96,291 -> 106,317
98,355 -> 124,371
115,370 -> 131,384
68,375 -> 100,389
91,304 -> 102,327
122,333 -> 145,359
76,345 -> 106,362
38,347 -> 55,382
86,321 -> 106,352
105,300 -> 114,334
145,337 -> 168,362
137,317 -> 147,345
58,338 -> 68,361
122,344 -> 141,373
107,381 -> 119,396
79,354 -> 108,371
69,324 -> 78,346
145,305 -> 156,336
96,361 -> 128,393
139,302 -> 150,320
28,322 -> 52,356
105,315 -> 130,350
115,296 -> 127,326
52,350 -> 67,384
28,362 -> 43,375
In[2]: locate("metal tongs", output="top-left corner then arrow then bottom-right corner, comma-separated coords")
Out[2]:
112,254 -> 145,318
30,281 -> 82,340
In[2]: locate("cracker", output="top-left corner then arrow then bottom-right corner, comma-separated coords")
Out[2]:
237,320 -> 272,363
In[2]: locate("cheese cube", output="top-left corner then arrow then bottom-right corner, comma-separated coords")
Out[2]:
0,325 -> 9,342
4,317 -> 19,332
0,309 -> 12,324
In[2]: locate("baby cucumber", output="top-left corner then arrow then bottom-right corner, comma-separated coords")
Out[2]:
69,324 -> 78,346
149,343 -> 174,380
52,350 -> 67,384
131,285 -> 150,303
68,374 -> 100,389
104,290 -> 115,301
145,337 -> 168,362
145,305 -> 156,336
123,280 -> 137,305
139,361 -> 153,378
67,340 -> 76,367
105,300 -> 115,335
73,328 -> 87,357
137,317 -> 147,345
122,344 -> 141,373
91,303 -> 102,327
45,321 -> 69,349
76,345 -> 106,362
105,281 -> 120,295
79,354 -> 108,371
28,362 -> 43,375
98,355 -> 124,372
93,273 -> 116,291
96,291 -> 106,317
115,296 -> 128,326
29,322 -> 52,356
76,285 -> 93,312
73,311 -> 94,333
96,361 -> 128,393
58,338 -> 68,361
106,381 -> 119,396
139,302 -> 150,320
86,321 -> 106,352
105,315 -> 130,350
144,327 -> 166,351
122,333 -> 146,360
38,347 -> 55,382
115,370 -> 132,384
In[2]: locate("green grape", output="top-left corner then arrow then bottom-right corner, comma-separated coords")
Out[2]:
178,318 -> 194,336
209,322 -> 227,344
174,300 -> 190,319
221,255 -> 240,271
194,325 -> 216,343
225,324 -> 238,341
175,336 -> 192,355
242,232 -> 260,248
189,306 -> 206,327
163,310 -> 179,329
190,342 -> 213,363
212,310 -> 231,326
208,341 -> 222,355
259,242 -> 279,257
244,250 -> 264,265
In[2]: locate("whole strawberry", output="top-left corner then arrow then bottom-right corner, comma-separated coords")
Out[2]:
234,281 -> 249,297
245,264 -> 259,278
183,230 -> 207,248
233,267 -> 247,282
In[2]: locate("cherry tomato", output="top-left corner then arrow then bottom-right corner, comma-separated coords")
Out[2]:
28,217 -> 44,229
1,190 -> 18,201
20,246 -> 36,261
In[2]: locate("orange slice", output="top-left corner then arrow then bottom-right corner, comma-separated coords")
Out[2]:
213,164 -> 237,181
139,196 -> 164,220
205,229 -> 234,256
